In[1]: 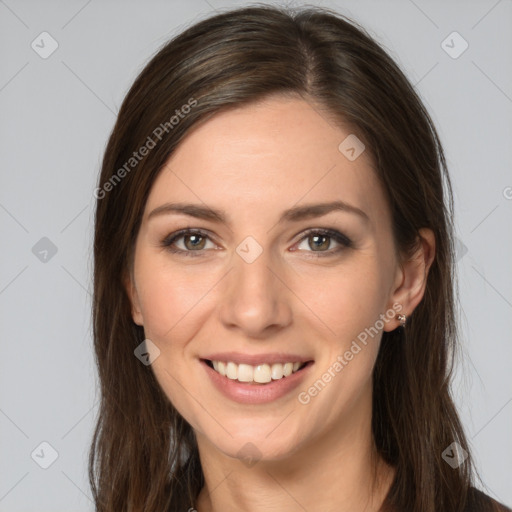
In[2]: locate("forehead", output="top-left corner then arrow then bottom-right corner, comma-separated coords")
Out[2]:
145,96 -> 390,229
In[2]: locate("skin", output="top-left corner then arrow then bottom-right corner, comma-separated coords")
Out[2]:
126,95 -> 435,512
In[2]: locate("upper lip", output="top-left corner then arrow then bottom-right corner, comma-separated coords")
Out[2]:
202,352 -> 314,366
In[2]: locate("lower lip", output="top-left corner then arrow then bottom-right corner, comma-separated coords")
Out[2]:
201,360 -> 313,405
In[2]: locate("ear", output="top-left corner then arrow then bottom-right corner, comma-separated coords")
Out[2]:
123,270 -> 144,326
383,228 -> 436,331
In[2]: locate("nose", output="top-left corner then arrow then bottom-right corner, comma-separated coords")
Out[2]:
218,245 -> 293,338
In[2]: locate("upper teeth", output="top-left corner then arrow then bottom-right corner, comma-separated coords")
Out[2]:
212,361 -> 303,383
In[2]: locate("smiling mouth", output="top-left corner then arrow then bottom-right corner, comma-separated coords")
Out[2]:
203,359 -> 313,384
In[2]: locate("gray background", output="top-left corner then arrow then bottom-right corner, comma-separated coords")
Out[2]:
0,0 -> 511,510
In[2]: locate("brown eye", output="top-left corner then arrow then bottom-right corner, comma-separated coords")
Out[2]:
294,229 -> 353,256
183,233 -> 207,250
308,234 -> 331,251
162,229 -> 216,257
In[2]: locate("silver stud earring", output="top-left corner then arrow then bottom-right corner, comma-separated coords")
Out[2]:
397,314 -> 407,327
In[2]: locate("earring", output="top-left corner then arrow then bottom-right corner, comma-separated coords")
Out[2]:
397,314 -> 407,327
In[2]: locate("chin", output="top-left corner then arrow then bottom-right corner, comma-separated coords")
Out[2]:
202,419 -> 306,464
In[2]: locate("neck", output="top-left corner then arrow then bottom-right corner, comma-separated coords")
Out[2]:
194,406 -> 395,512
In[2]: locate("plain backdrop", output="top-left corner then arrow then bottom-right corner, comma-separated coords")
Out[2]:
0,0 -> 511,510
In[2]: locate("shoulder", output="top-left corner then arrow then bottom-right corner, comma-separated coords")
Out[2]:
465,487 -> 512,512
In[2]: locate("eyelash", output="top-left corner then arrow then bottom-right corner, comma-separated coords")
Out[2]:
161,228 -> 353,258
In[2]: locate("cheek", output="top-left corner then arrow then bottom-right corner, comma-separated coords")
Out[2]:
295,258 -> 389,405
133,255 -> 215,342
306,259 -> 389,345
133,260 -> 212,426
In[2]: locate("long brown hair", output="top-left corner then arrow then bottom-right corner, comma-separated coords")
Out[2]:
90,5 -> 500,511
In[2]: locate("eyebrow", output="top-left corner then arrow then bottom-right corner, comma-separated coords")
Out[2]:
147,200 -> 370,225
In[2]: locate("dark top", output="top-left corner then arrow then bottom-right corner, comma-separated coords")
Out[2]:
465,487 -> 511,512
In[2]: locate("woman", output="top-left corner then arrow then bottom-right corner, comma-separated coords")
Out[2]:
90,5 -> 510,512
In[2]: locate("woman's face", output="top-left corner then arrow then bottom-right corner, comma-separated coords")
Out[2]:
127,95 -> 412,462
